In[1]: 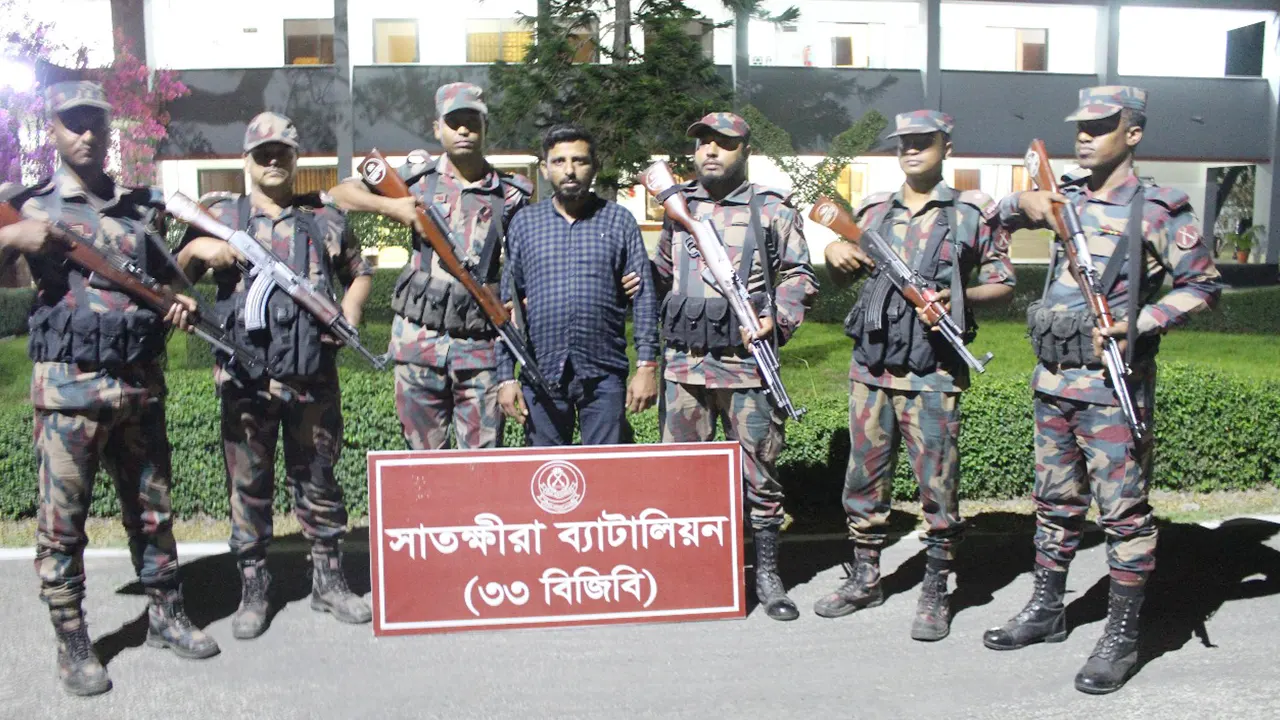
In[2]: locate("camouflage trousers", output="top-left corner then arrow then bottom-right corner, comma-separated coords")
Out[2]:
220,377 -> 348,559
1032,392 -> 1156,582
842,382 -> 964,561
661,382 -> 786,529
34,400 -> 179,609
394,361 -> 504,450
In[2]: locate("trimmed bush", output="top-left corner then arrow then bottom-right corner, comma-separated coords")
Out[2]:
0,362 -> 1275,522
0,287 -> 33,338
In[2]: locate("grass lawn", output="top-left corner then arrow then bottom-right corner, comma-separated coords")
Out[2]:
777,318 -> 1280,403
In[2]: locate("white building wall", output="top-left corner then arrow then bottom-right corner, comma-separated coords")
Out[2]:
940,2 -> 1096,74
1118,7 -> 1274,78
146,0 -> 334,70
21,0 -> 115,67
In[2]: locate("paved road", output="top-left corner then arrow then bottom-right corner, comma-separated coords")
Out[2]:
2,517 -> 1279,720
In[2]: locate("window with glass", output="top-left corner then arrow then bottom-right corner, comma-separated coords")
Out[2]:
293,167 -> 339,196
1015,28 -> 1047,71
374,19 -> 419,64
284,19 -> 335,65
197,169 -> 245,196
952,168 -> 980,192
830,23 -> 871,68
466,19 -> 534,63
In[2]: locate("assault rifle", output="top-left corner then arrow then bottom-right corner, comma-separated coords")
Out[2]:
164,192 -> 387,370
1023,139 -> 1146,443
0,199 -> 264,371
355,149 -> 554,399
640,160 -> 805,421
808,195 -> 993,373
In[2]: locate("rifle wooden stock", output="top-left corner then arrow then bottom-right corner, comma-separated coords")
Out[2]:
356,150 -> 510,325
0,200 -> 264,370
355,149 -> 555,398
1022,139 -> 1146,442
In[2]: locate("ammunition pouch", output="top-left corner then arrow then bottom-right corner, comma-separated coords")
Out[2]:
28,304 -> 164,369
1026,300 -> 1158,367
661,293 -> 766,353
390,266 -> 494,339
215,286 -> 330,381
846,273 -> 976,376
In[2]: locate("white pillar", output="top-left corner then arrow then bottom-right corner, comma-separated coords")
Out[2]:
923,0 -> 940,109
1096,1 -> 1120,85
1261,14 -> 1280,264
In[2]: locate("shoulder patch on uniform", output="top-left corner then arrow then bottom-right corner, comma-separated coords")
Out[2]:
499,171 -> 533,198
958,189 -> 997,220
856,191 -> 892,218
1143,184 -> 1191,213
198,191 -> 239,210
405,148 -> 432,165
1174,224 -> 1203,250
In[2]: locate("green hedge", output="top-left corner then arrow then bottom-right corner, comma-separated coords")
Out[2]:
0,362 -> 1275,522
0,288 -> 33,338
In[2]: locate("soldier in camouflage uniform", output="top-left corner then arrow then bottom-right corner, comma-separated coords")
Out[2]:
814,111 -> 1015,641
0,82 -> 219,696
652,112 -> 819,622
328,83 -> 531,451
981,87 -> 1222,694
178,112 -> 374,639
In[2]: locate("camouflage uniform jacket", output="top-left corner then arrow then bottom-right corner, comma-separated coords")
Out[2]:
652,180 -> 818,389
389,154 -> 532,370
184,190 -> 372,391
850,181 -> 1015,393
15,168 -> 175,411
998,171 -> 1222,406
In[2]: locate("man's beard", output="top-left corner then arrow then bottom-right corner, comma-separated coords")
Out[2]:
696,156 -> 748,191
554,180 -> 590,202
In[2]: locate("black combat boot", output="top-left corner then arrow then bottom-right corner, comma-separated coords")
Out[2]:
1074,581 -> 1144,694
145,587 -> 221,659
51,606 -> 111,696
983,564 -> 1068,650
310,541 -> 372,624
911,557 -> 952,642
232,558 -> 271,640
752,527 -> 799,621
813,546 -> 883,618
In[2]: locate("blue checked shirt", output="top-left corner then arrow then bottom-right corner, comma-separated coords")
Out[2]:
497,195 -> 659,384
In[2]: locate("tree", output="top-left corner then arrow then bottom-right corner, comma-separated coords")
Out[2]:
0,2 -> 188,186
489,0 -> 731,198
740,104 -> 888,210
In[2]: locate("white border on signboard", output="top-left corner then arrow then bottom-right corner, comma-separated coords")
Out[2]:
372,445 -> 742,631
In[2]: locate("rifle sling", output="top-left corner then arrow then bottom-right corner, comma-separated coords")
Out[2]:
1094,187 -> 1146,365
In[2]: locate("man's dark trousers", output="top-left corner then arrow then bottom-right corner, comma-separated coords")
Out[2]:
522,359 -> 630,446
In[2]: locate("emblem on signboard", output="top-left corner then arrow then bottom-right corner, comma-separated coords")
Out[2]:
530,460 -> 586,514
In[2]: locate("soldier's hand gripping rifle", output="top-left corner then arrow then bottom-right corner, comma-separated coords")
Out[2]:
808,195 -> 993,373
0,200 -> 265,372
164,192 -> 387,370
354,149 -> 555,399
640,160 -> 805,421
1023,139 -> 1146,443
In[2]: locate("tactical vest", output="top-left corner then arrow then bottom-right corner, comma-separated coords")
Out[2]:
23,184 -> 167,369
1026,186 -> 1159,367
845,201 -> 975,375
660,189 -> 778,353
212,195 -> 331,381
389,168 -> 508,339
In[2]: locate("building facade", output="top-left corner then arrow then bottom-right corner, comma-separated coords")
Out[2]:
31,0 -> 1280,265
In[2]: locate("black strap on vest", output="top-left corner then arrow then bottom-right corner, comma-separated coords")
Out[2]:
1095,188 -> 1146,364
421,170 -> 506,284
747,190 -> 778,349
236,195 -> 324,285
869,200 -> 965,331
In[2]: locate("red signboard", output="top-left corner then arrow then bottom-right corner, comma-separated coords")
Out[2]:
367,442 -> 745,636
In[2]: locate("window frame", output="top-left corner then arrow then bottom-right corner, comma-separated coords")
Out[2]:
283,17 -> 336,66
373,18 -> 420,64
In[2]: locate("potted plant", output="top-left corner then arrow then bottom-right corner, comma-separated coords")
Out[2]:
1225,225 -> 1265,263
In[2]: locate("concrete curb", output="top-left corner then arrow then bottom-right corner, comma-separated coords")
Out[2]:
1,514 -> 1278,562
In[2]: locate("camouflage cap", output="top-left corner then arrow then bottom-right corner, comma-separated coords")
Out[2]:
436,82 -> 488,118
885,110 -> 954,138
686,112 -> 751,140
243,111 -> 300,152
1065,85 -> 1148,122
45,81 -> 112,115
